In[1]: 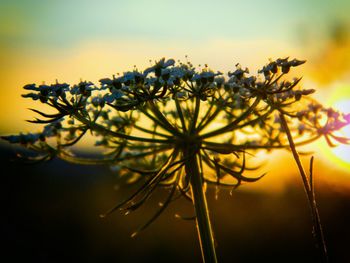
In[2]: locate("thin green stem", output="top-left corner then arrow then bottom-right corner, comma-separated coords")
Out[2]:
60,109 -> 103,147
73,111 -> 171,144
174,97 -> 188,133
148,101 -> 183,137
139,108 -> 176,134
190,96 -> 201,134
184,146 -> 217,263
197,90 -> 230,132
279,112 -> 328,263
196,100 -> 215,131
133,124 -> 172,138
198,106 -> 222,133
235,108 -> 273,129
58,146 -> 171,165
201,135 -> 322,154
200,97 -> 261,139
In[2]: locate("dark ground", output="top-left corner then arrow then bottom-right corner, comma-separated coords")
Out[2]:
1,143 -> 350,263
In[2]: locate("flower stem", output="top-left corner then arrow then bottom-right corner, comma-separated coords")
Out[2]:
200,97 -> 261,139
279,112 -> 328,263
184,146 -> 218,263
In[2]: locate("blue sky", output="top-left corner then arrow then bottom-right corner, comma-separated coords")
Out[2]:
1,0 -> 349,49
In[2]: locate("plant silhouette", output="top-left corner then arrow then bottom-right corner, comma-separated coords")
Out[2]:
3,57 -> 349,263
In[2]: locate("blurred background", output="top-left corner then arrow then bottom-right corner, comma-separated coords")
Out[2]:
1,0 -> 350,262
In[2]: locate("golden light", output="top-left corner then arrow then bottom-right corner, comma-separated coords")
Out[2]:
331,99 -> 350,162
320,85 -> 350,169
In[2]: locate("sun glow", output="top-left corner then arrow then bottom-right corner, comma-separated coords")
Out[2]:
331,99 -> 350,163
320,85 -> 350,169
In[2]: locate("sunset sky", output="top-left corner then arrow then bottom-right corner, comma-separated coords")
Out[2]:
1,0 -> 349,190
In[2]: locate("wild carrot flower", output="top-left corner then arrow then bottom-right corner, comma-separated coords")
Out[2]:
2,57 -> 349,263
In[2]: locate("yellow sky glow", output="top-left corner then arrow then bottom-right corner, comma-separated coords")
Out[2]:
1,0 -> 349,193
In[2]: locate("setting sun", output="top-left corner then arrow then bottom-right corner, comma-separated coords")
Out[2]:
331,99 -> 350,162
318,85 -> 350,169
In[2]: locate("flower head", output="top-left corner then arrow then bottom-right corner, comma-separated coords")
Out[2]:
2,57 -> 349,241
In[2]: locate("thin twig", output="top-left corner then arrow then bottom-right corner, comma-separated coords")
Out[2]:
279,112 -> 328,263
